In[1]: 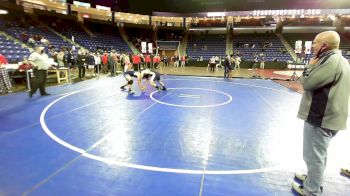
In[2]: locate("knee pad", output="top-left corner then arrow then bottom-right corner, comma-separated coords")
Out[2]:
128,80 -> 133,85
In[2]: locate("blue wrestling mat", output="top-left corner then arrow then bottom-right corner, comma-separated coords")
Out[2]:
0,75 -> 349,195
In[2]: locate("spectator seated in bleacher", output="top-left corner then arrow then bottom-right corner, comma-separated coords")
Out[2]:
20,32 -> 29,43
40,36 -> 50,45
28,37 -> 35,47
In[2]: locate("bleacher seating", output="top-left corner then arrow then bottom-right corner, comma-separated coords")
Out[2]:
124,26 -> 154,53
157,41 -> 179,50
0,18 -> 31,63
284,33 -> 316,61
7,25 -> 73,50
283,18 -> 333,26
234,18 -> 265,27
0,34 -> 30,63
284,33 -> 350,61
340,35 -> 350,60
191,19 -> 226,27
233,33 -> 292,62
64,24 -> 120,52
157,29 -> 183,41
0,16 -> 73,50
41,16 -> 131,53
187,34 -> 226,60
84,21 -> 131,53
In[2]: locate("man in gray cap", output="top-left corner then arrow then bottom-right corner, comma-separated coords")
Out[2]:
28,45 -> 52,98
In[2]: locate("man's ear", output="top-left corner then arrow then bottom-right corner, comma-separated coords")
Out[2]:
322,43 -> 329,51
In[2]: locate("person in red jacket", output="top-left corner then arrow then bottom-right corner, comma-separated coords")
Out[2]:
153,55 -> 161,69
181,56 -> 186,68
132,54 -> 141,71
101,52 -> 109,74
0,54 -> 8,66
0,54 -> 12,94
145,55 -> 151,69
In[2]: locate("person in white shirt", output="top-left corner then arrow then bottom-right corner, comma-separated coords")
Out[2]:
28,46 -> 52,97
235,56 -> 241,69
208,56 -> 216,72
93,53 -> 101,75
260,57 -> 265,69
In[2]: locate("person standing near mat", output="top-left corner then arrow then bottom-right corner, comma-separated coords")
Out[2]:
28,45 -> 53,98
224,54 -> 231,78
76,49 -> 86,79
292,31 -> 350,196
208,56 -> 216,72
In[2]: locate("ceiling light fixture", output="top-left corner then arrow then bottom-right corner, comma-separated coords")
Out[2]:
0,9 -> 8,15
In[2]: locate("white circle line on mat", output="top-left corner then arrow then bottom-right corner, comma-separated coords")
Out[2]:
40,83 -> 283,174
150,88 -> 232,108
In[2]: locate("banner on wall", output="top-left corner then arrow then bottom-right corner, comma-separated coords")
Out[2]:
148,43 -> 153,54
141,42 -> 147,53
304,41 -> 312,54
295,40 -> 302,54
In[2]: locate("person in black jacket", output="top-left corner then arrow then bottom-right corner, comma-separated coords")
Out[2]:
224,55 -> 232,78
67,48 -> 75,68
76,50 -> 86,79
85,51 -> 95,77
108,51 -> 116,76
